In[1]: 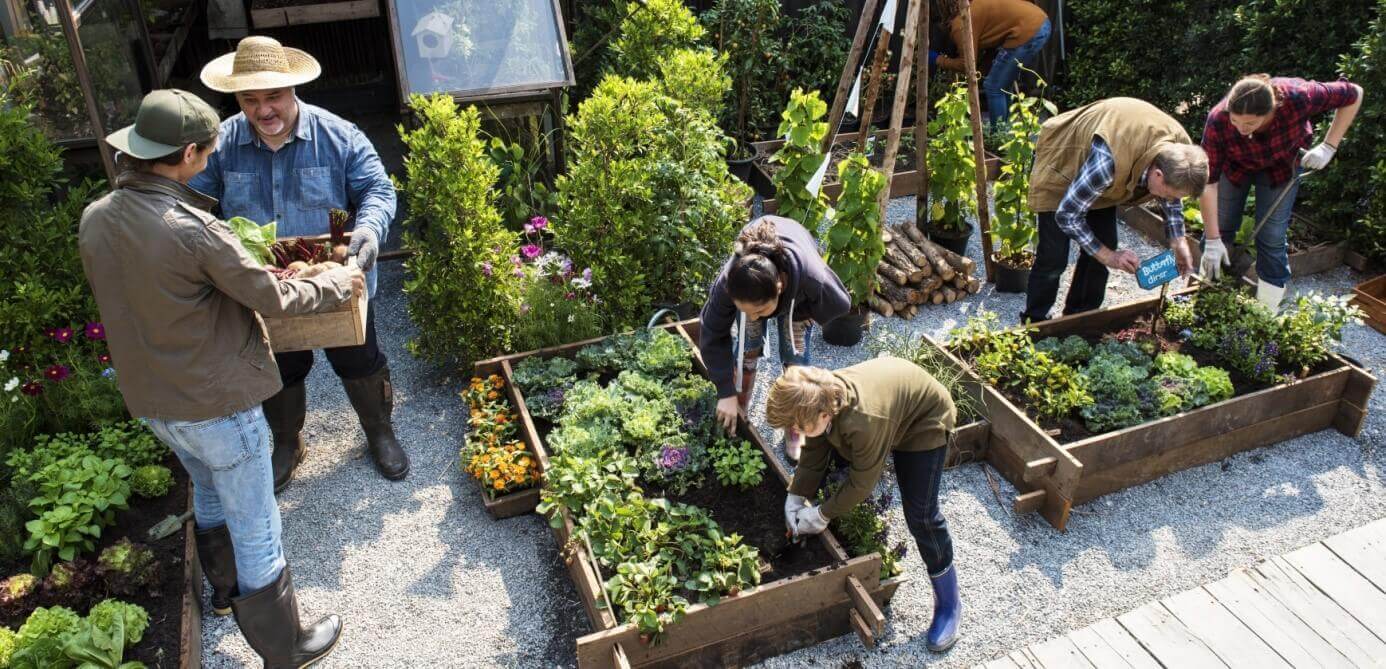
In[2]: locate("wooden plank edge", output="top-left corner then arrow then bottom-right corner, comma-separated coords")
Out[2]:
179,484 -> 201,669
850,609 -> 876,648
845,575 -> 885,635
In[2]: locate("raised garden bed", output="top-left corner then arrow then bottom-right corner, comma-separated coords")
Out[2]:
484,320 -> 906,668
1353,274 -> 1386,336
1119,204 -> 1368,277
924,285 -> 1375,531
753,129 -> 921,213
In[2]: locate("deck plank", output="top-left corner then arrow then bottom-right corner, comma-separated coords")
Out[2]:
1281,544 -> 1386,638
1322,518 -> 1386,593
1246,558 -> 1386,665
1027,635 -> 1097,668
1117,601 -> 1228,668
1067,620 -> 1161,669
1204,574 -> 1351,668
1160,588 -> 1290,668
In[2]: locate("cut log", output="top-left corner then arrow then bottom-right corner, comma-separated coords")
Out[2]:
901,221 -> 927,245
931,291 -> 944,305
915,235 -> 955,280
883,243 -> 920,277
879,282 -> 915,307
920,275 -> 944,294
868,295 -> 894,317
951,274 -> 969,290
890,231 -> 931,269
920,236 -> 977,277
942,286 -> 958,303
878,263 -> 910,286
967,277 -> 982,294
881,229 -> 893,245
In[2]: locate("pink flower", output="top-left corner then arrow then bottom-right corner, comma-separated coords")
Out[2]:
97,352 -> 112,365
20,380 -> 42,396
44,364 -> 70,382
511,255 -> 523,267
565,292 -> 576,300
512,267 -> 525,278
50,327 -> 74,344
83,322 -> 105,340
521,244 -> 543,259
481,261 -> 493,277
530,216 -> 548,231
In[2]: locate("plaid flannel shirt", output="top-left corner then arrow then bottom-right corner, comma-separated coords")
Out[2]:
1057,137 -> 1184,256
1202,78 -> 1359,187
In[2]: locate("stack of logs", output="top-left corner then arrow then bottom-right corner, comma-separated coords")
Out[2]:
869,223 -> 981,318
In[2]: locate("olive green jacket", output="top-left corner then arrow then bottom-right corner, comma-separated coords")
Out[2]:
788,357 -> 957,519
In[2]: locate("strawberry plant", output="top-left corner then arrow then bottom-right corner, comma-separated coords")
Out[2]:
771,89 -> 833,233
824,152 -> 887,307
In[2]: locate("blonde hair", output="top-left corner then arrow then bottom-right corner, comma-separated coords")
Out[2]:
765,366 -> 847,430
1227,74 -> 1280,116
1152,144 -> 1209,196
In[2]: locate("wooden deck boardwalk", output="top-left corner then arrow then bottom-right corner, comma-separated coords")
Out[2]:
977,518 -> 1386,668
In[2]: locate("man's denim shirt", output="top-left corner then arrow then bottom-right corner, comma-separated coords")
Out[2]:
190,101 -> 396,296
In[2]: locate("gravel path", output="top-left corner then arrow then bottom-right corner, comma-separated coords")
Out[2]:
200,197 -> 1384,668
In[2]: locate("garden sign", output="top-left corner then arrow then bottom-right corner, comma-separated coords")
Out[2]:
1136,250 -> 1179,290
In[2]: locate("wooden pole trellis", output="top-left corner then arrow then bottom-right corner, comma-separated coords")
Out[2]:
822,0 -> 995,284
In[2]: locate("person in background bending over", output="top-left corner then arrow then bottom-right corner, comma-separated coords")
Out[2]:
930,0 -> 1051,128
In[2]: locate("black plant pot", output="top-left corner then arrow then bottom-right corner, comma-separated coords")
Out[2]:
726,141 -> 756,184
822,308 -> 869,347
994,259 -> 1032,293
926,223 -> 973,257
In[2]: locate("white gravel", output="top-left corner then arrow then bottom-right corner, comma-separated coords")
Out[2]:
199,196 -> 1384,668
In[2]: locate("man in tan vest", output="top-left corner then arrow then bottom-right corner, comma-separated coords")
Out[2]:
1023,98 -> 1207,322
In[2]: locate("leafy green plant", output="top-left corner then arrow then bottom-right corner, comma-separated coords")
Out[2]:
1034,336 -> 1092,366
40,559 -> 97,611
11,605 -> 81,669
400,94 -> 518,365
781,1 -> 852,112
85,599 -> 148,648
128,465 -> 173,499
824,153 -> 888,306
949,314 -> 1093,421
609,0 -> 705,80
96,539 -> 158,596
1275,293 -> 1364,373
604,557 -> 688,638
24,456 -> 132,574
1,574 -> 38,619
771,89 -> 833,232
990,86 -> 1053,267
62,600 -> 147,669
708,437 -> 765,489
658,48 -> 731,121
511,357 -> 580,398
702,0 -> 781,141
0,626 -> 15,667
925,83 -> 977,236
226,217 -> 277,265
829,490 -> 907,579
486,136 -> 556,233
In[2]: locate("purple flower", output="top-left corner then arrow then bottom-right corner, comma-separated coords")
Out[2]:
521,244 -> 543,259
582,268 -> 593,282
44,364 -> 70,382
530,215 -> 548,231
512,267 -> 526,278
481,261 -> 494,277
511,255 -> 523,267
659,444 -> 689,471
50,327 -> 74,344
97,352 -> 112,365
84,323 -> 106,340
891,542 -> 909,559
560,258 -> 574,276
101,367 -> 116,379
20,380 -> 42,396
1264,341 -> 1279,357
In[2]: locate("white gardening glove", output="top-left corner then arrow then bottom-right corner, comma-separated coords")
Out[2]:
1301,143 -> 1336,170
784,494 -> 807,532
792,504 -> 829,537
1200,238 -> 1230,281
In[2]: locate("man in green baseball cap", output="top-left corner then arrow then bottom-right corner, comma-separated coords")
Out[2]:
80,89 -> 357,669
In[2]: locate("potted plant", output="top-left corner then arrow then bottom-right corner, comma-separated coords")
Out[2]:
923,83 -> 977,256
704,0 -> 781,182
770,89 -> 834,234
988,89 -> 1051,292
981,124 -> 1008,182
822,152 -> 887,346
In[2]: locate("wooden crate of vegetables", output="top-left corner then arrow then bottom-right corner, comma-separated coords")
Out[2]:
232,210 -> 368,353
484,320 -> 906,668
923,281 -> 1374,531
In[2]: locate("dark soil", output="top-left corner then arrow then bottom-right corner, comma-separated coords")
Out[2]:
960,313 -> 1341,444
0,458 -> 191,666
754,132 -> 919,189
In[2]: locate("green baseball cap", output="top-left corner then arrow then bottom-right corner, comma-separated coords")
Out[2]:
105,89 -> 221,160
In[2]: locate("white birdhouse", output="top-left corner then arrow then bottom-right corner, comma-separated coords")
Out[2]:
412,11 -> 455,60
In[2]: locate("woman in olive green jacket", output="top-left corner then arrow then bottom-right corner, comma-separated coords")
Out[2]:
766,357 -> 961,652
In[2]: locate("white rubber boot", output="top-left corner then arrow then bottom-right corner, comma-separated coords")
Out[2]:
1256,279 -> 1286,311
784,429 -> 802,463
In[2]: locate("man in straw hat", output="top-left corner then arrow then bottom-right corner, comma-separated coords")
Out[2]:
191,36 -> 409,489
80,89 -> 354,667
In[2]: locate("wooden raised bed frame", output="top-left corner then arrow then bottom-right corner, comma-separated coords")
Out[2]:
1353,274 -> 1386,336
479,319 -> 907,668
179,488 -> 203,667
752,129 -> 922,215
923,285 -> 1376,532
1119,205 -> 1368,277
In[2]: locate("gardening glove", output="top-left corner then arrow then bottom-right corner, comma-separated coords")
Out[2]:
792,504 -> 829,537
1300,143 -> 1336,170
348,227 -> 379,271
1200,237 -> 1230,281
784,494 -> 807,532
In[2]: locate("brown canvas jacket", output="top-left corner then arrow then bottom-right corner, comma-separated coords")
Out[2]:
78,171 -> 354,421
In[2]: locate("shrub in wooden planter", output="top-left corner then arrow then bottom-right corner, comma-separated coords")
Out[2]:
488,321 -> 906,667
928,281 -> 1375,530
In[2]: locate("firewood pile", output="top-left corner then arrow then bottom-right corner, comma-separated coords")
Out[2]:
868,223 -> 981,318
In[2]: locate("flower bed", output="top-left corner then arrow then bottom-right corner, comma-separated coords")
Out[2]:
484,320 -> 906,667
458,372 -> 542,519
925,282 -> 1375,530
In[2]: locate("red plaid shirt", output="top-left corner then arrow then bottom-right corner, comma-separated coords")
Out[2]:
1202,78 -> 1358,187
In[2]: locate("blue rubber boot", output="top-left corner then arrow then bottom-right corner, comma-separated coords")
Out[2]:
926,565 -> 961,652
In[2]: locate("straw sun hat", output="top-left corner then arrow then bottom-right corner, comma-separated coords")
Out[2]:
200,36 -> 321,93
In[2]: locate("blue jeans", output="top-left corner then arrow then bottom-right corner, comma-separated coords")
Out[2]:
147,406 -> 285,593
1216,169 -> 1299,287
983,19 -> 1051,128
738,313 -> 812,369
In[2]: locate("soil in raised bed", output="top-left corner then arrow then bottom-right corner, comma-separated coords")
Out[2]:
964,314 -> 1338,444
754,133 -> 918,190
0,458 -> 191,665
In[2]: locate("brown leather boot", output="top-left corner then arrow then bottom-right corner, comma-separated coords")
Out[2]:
231,566 -> 341,669
262,382 -> 307,494
194,525 -> 236,616
341,366 -> 409,480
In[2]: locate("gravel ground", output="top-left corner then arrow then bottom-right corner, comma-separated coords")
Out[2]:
200,196 -> 1384,668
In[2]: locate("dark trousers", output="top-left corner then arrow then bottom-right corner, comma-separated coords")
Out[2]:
1023,207 -> 1119,322
275,307 -> 386,387
894,447 -> 954,576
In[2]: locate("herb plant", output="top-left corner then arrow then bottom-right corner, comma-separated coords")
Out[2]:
708,437 -> 765,489
824,153 -> 888,307
829,490 -> 907,579
771,89 -> 833,232
925,83 -> 977,236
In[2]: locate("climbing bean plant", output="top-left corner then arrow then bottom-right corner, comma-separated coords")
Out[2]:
771,89 -> 833,233
925,83 -> 976,236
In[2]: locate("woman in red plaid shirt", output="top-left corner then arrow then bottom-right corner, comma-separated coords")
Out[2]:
1198,75 -> 1364,308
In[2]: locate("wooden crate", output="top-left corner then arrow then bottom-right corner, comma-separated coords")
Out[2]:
463,356 -> 552,519
922,286 -> 1376,531
263,290 -> 367,353
754,130 -> 922,215
1119,205 -> 1348,278
489,319 -> 906,668
1353,274 -> 1386,336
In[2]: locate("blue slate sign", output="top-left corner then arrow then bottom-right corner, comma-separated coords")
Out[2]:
1137,250 -> 1179,290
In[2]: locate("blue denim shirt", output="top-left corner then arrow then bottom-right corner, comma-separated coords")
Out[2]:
190,102 -> 396,296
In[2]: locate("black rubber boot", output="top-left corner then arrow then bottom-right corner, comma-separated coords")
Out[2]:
341,366 -> 409,480
194,525 -> 236,616
263,382 -> 307,493
231,566 -> 341,669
